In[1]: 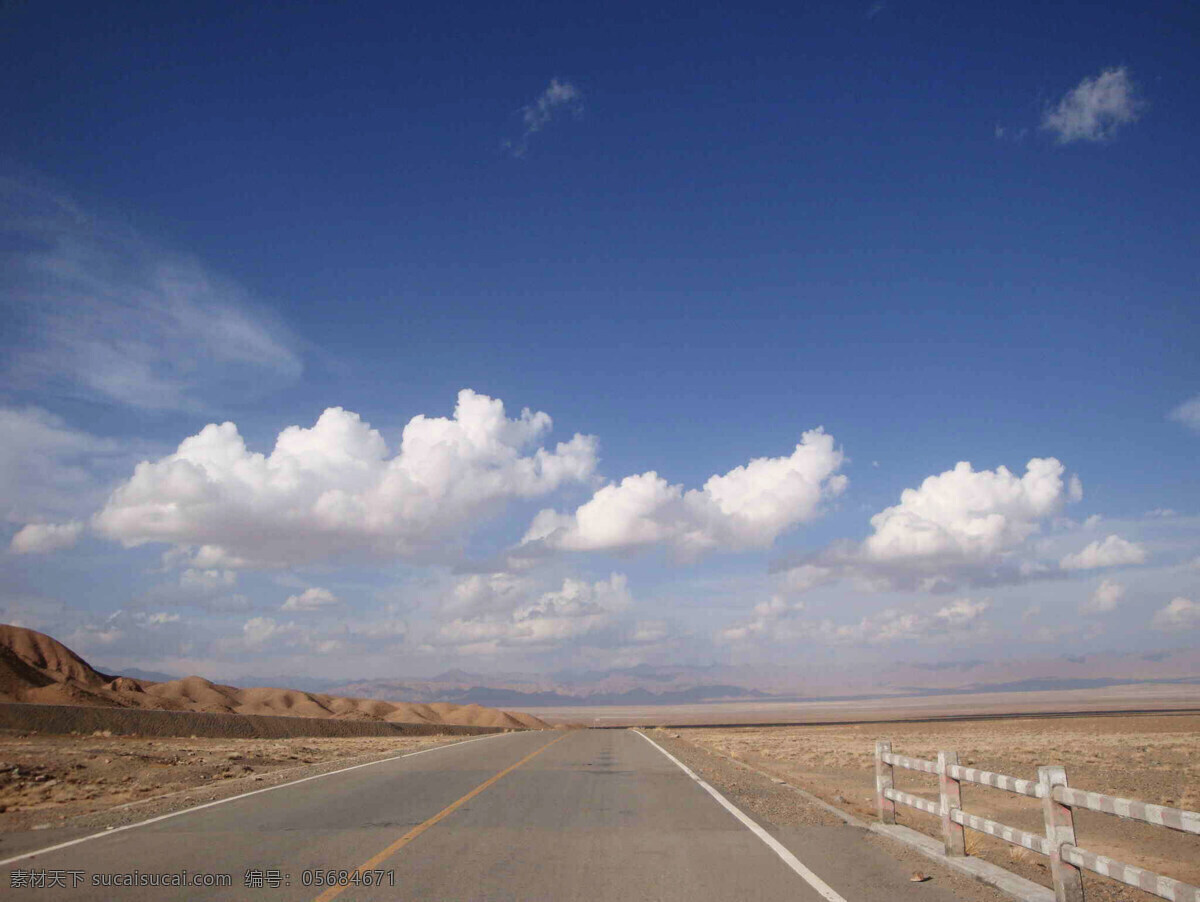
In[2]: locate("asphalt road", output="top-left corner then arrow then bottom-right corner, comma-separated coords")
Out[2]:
2,729 -> 961,901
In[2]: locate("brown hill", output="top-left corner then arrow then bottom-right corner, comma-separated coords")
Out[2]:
0,624 -> 548,730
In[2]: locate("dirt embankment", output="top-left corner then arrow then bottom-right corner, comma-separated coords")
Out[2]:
0,624 -> 549,731
678,714 -> 1200,902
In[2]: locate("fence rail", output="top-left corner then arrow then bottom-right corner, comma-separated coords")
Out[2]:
874,739 -> 1199,902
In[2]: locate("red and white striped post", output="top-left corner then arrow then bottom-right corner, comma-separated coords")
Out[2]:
938,749 -> 966,856
1040,765 -> 1085,902
876,740 -> 896,824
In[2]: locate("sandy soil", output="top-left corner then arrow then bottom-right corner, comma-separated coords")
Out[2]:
677,714 -> 1199,901
0,731 -> 468,835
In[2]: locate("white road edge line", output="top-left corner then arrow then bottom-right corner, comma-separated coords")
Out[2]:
0,730 -> 520,867
634,730 -> 849,902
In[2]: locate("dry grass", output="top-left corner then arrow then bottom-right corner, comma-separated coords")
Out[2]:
682,714 -> 1200,902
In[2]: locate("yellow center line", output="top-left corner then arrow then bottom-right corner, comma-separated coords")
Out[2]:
312,731 -> 569,902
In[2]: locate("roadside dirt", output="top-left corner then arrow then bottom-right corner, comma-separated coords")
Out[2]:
0,730 -> 472,837
673,715 -> 1200,902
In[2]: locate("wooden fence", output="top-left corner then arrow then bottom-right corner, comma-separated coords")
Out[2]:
874,740 -> 1200,902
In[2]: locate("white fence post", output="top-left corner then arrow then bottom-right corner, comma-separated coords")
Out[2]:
876,740 -> 896,824
939,750 -> 966,856
1040,765 -> 1085,902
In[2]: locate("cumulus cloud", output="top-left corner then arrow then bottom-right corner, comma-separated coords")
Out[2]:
1151,597 -> 1200,630
281,587 -> 342,612
1081,579 -> 1124,614
1041,67 -> 1142,144
9,521 -> 83,554
721,597 -> 991,646
431,573 -> 631,653
1060,534 -> 1146,570
504,79 -> 583,157
523,428 -> 847,558
867,459 -> 1077,561
1169,395 -> 1200,432
94,390 -> 598,568
1,177 -> 301,412
775,457 -> 1080,593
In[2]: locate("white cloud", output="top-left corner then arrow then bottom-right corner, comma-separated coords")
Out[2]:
934,597 -> 990,628
242,616 -> 292,647
866,459 -> 1073,562
1041,67 -> 1142,144
722,597 -> 991,647
94,389 -> 598,568
179,568 -> 237,592
432,573 -> 631,652
775,458 -> 1079,593
1060,534 -> 1146,570
630,620 -> 670,643
281,587 -> 341,612
523,428 -> 847,558
1145,508 -> 1177,518
1169,395 -> 1200,432
1081,579 -> 1124,614
9,520 -> 83,554
504,79 -> 583,157
0,407 -> 127,523
1151,597 -> 1200,630
1,178 -> 301,412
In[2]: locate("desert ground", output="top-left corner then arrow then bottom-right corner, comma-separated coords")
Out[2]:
0,731 -> 472,838
528,680 -> 1200,726
669,713 -> 1199,901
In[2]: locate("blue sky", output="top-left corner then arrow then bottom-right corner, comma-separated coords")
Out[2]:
2,1 -> 1197,682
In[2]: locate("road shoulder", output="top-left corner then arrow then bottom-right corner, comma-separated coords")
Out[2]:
641,729 -> 1016,902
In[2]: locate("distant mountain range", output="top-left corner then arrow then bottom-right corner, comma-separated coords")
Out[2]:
102,648 -> 1200,709
327,682 -> 771,707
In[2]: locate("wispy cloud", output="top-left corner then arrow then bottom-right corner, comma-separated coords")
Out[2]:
503,79 -> 583,158
0,406 -> 132,525
1041,67 -> 1142,144
721,597 -> 991,647
994,124 -> 1029,143
1169,394 -> 1200,432
1,177 -> 302,412
1080,578 -> 1124,615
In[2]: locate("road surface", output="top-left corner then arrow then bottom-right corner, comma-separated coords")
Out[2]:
2,729 -> 970,901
